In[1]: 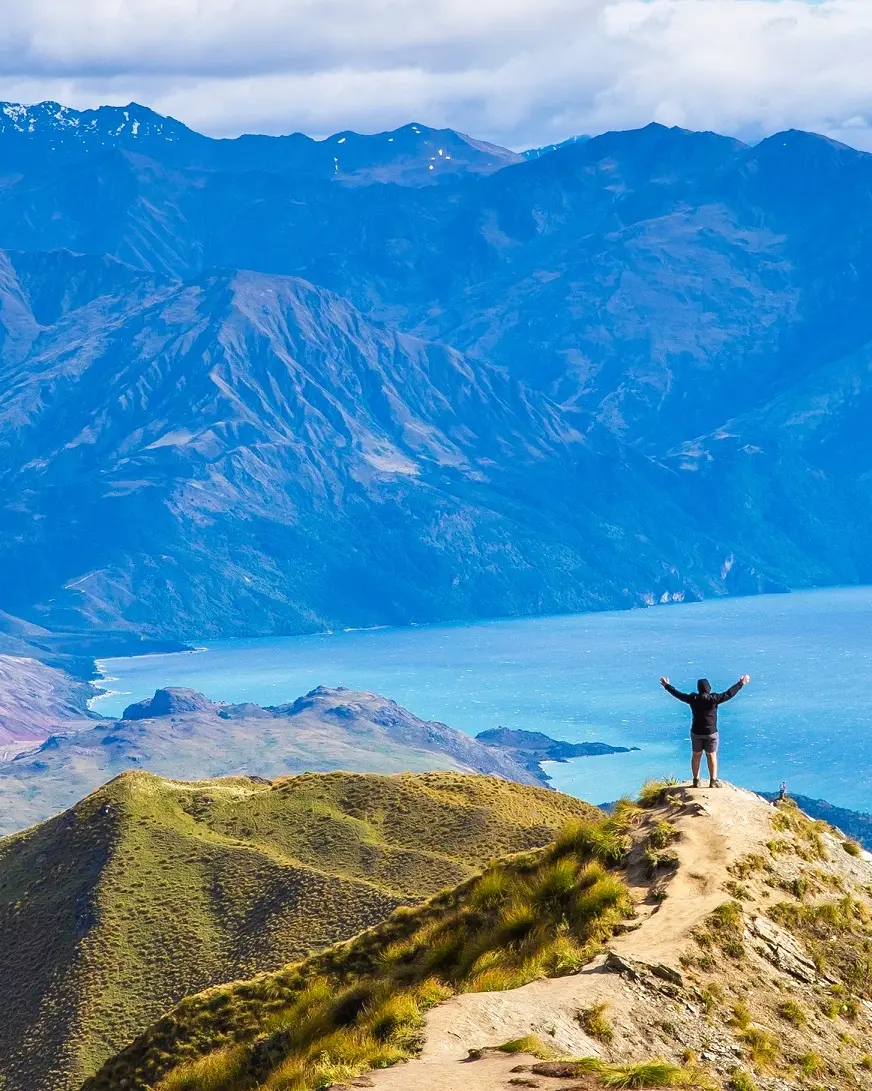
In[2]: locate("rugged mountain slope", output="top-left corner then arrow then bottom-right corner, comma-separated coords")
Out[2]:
0,247 -> 759,639
665,334 -> 872,588
5,119 -> 867,445
1,685 -> 551,834
1,115 -> 872,636
0,769 -> 598,1091
0,654 -> 100,751
84,784 -> 872,1091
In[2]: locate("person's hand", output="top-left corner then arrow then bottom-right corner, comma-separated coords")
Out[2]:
740,674 -> 751,685
660,677 -> 669,687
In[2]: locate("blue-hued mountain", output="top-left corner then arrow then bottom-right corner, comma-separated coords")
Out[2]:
0,247 -> 751,636
522,133 -> 590,158
4,116 -> 868,444
0,106 -> 871,638
0,101 -> 522,183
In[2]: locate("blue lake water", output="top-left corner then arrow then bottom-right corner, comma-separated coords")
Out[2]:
95,587 -> 872,811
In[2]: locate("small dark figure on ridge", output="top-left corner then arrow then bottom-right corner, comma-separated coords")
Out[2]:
659,674 -> 751,788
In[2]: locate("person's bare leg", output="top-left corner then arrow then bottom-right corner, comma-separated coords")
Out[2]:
707,750 -> 719,785
691,751 -> 702,785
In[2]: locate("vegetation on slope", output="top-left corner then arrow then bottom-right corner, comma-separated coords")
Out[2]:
83,805 -> 641,1091
676,795 -> 872,1089
0,769 -> 596,1091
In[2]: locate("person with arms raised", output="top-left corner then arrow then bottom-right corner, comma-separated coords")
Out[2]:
660,674 -> 751,788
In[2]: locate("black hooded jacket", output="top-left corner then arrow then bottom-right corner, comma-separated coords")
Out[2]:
663,678 -> 745,735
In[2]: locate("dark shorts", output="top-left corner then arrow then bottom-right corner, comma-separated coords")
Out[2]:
691,732 -> 719,754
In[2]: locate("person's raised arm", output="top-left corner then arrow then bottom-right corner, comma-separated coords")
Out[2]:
715,674 -> 751,704
660,677 -> 693,703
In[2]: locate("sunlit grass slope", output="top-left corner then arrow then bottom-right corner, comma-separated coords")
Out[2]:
83,806 -> 639,1091
0,769 -> 596,1091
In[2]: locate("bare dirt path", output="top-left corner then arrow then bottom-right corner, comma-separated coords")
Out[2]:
365,783 -> 774,1091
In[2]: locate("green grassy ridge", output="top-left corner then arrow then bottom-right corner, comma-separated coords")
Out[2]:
83,807 -> 640,1091
1,769 -> 597,1091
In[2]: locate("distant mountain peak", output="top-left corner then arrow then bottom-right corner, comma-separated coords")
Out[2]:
522,133 -> 591,159
0,100 -> 195,146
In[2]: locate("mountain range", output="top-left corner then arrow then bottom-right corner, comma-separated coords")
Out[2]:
1,102 -> 872,644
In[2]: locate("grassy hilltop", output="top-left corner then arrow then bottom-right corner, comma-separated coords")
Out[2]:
0,769 -> 596,1091
82,783 -> 872,1091
84,801 -> 638,1091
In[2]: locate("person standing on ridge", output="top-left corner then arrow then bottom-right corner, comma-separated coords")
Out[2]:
659,675 -> 751,788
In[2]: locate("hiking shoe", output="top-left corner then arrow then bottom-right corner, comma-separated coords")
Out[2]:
710,779 -> 722,788
692,777 -> 700,788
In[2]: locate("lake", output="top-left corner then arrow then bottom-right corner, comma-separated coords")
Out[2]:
95,586 -> 872,811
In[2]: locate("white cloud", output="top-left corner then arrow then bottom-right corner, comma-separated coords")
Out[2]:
0,0 -> 870,149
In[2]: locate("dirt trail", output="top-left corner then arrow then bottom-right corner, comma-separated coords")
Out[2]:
366,782 -> 774,1091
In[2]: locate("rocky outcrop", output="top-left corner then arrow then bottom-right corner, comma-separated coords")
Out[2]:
122,688 -> 219,721
746,914 -> 820,984
476,727 -> 639,781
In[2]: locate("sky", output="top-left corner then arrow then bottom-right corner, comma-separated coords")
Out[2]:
0,0 -> 871,150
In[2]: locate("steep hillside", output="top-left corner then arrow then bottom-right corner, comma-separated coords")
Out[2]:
0,122 -> 871,636
0,654 -> 99,751
666,334 -> 872,589
83,793 -> 638,1091
763,792 -> 872,850
0,247 -> 758,638
0,685 -> 550,834
86,784 -> 872,1091
0,769 -> 597,1091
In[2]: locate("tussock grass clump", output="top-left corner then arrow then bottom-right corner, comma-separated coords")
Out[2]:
796,1051 -> 824,1077
547,1057 -> 708,1088
790,875 -> 808,901
85,814 -> 633,1091
819,984 -> 861,1021
694,901 -> 745,960
778,998 -> 807,1027
842,840 -> 862,857
642,820 -> 681,877
771,801 -> 827,860
577,1001 -> 614,1043
637,779 -> 679,808
730,1002 -> 752,1029
727,1067 -> 757,1091
550,812 -> 633,866
700,982 -> 723,1014
646,820 -> 680,851
730,854 -> 766,880
738,1026 -> 778,1070
159,1048 -> 247,1091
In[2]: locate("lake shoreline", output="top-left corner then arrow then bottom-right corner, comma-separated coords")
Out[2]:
91,586 -> 872,811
